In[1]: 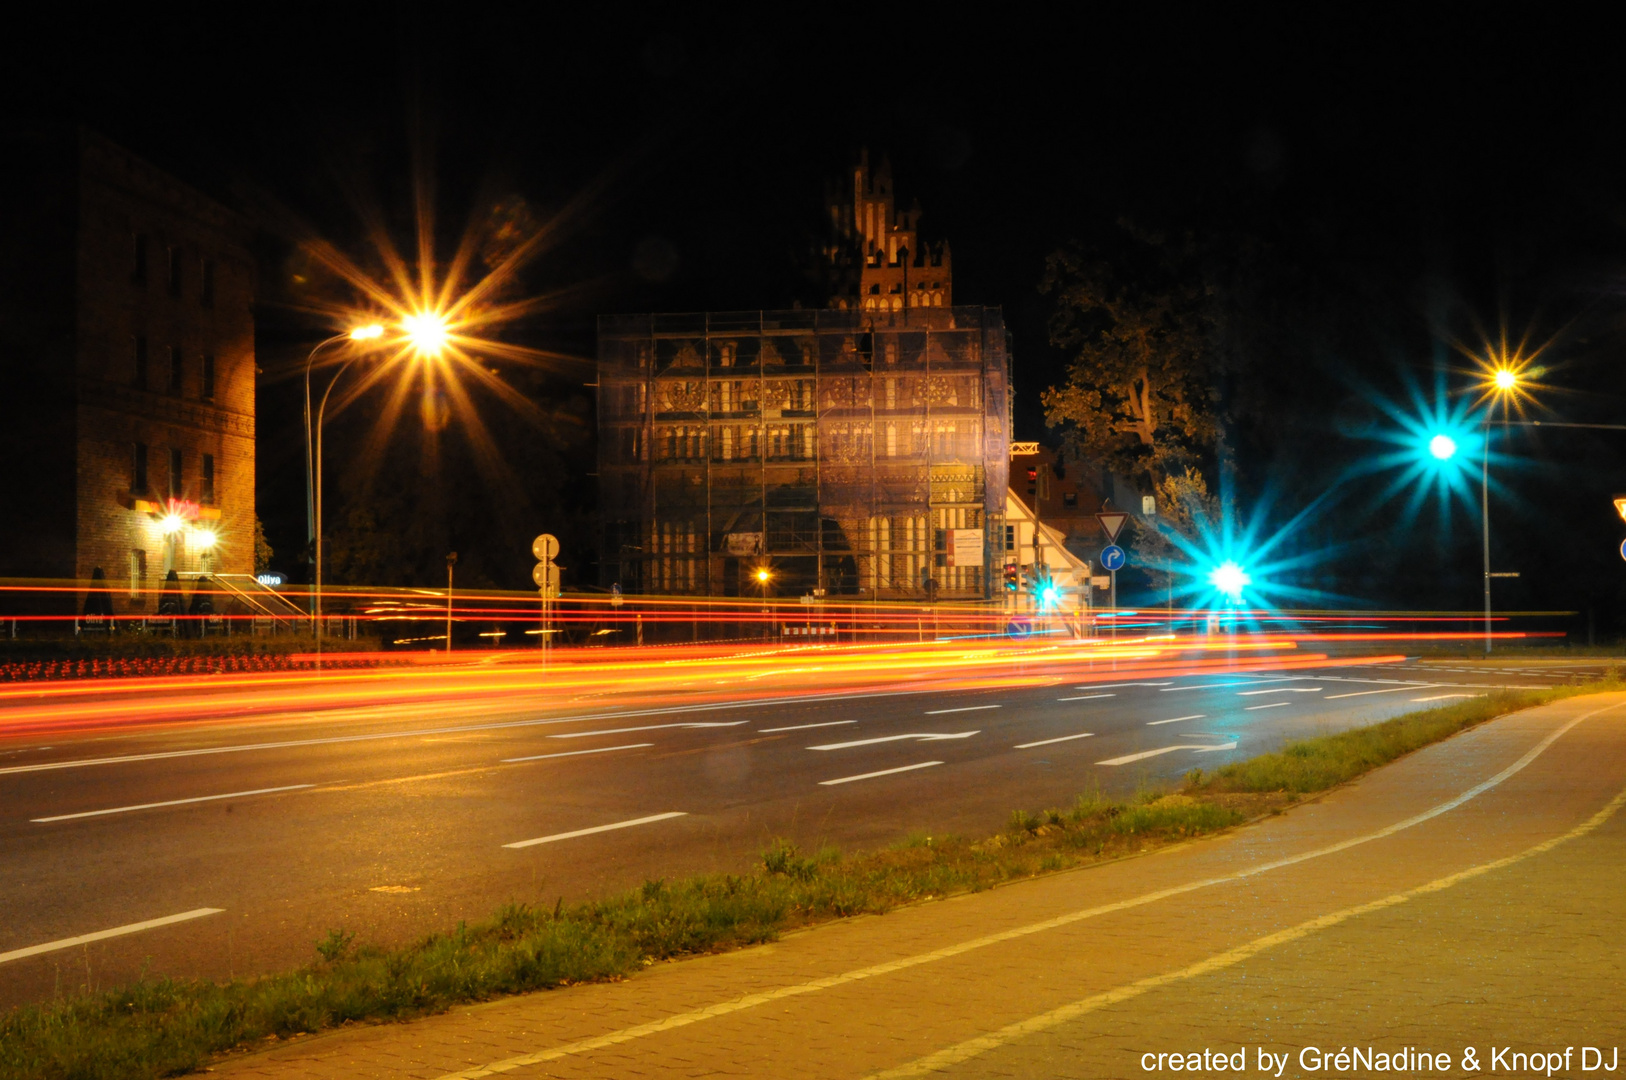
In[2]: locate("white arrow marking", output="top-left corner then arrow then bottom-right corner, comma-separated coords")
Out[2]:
1096,741 -> 1238,766
809,732 -> 980,751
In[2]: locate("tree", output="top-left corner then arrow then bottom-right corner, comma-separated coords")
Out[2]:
1041,226 -> 1223,484
1130,466 -> 1222,606
253,516 -> 275,576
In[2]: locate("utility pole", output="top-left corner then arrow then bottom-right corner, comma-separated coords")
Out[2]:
445,552 -> 457,654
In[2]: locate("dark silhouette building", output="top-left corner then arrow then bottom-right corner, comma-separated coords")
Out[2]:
0,127 -> 256,617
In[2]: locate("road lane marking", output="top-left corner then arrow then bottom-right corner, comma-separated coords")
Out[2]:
865,776 -> 1626,1079
504,812 -> 687,849
1159,684 -> 1242,692
1324,685 -> 1433,699
30,784 -> 315,823
426,698 -> 1626,1080
758,721 -> 857,733
550,722 -> 749,739
503,744 -> 652,763
1056,694 -> 1115,702
810,733 -> 978,751
1096,742 -> 1237,765
0,909 -> 223,965
1015,733 -> 1095,749
1147,715 -> 1205,726
1412,693 -> 1481,701
819,762 -> 942,786
1236,688 -> 1322,696
1245,702 -> 1290,710
923,705 -> 1002,715
0,689 -> 945,777
1072,682 -> 1172,690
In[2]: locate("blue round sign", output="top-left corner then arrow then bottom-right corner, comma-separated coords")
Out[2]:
1619,538 -> 1626,562
1100,545 -> 1127,571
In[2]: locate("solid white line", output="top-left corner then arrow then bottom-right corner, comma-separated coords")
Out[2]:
1324,685 -> 1433,699
0,688 -> 945,777
503,744 -> 652,763
1056,694 -> 1115,702
759,721 -> 857,733
1412,694 -> 1481,702
1015,733 -> 1095,749
1245,702 -> 1291,710
0,909 -> 223,965
424,699 -> 1626,1080
924,705 -> 1002,715
550,722 -> 748,739
504,811 -> 686,849
1159,684 -> 1242,692
1072,682 -> 1172,690
31,784 -> 314,823
819,761 -> 943,786
1095,745 -> 1200,766
1147,715 -> 1205,726
1236,688 -> 1322,696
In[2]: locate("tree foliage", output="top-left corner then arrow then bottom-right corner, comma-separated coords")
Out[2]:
1041,226 -> 1224,483
1130,466 -> 1223,599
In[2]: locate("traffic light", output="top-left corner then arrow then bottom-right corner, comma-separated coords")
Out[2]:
1004,562 -> 1020,592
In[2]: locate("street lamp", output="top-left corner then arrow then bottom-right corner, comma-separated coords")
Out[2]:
1478,366 -> 1523,654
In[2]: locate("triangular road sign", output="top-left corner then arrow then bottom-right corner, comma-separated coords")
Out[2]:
1097,511 -> 1129,543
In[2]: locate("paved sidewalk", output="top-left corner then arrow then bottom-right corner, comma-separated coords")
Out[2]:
214,693 -> 1626,1080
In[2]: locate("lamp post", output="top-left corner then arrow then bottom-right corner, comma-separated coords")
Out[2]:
445,552 -> 457,653
755,566 -> 772,640
304,333 -> 351,623
1479,367 -> 1521,655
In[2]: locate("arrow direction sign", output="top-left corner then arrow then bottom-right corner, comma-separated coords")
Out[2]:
1095,741 -> 1238,766
1097,511 -> 1129,543
809,732 -> 980,751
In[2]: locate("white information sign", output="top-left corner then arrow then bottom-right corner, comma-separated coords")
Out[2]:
946,529 -> 984,568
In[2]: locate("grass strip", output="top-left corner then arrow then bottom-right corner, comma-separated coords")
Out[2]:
2,678 -> 1618,1080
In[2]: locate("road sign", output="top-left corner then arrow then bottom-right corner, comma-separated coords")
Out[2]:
532,562 -> 561,596
531,533 -> 560,561
610,583 -> 624,607
1100,545 -> 1126,571
1097,512 -> 1129,543
1620,538 -> 1626,562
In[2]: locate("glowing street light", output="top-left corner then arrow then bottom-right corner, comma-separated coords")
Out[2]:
159,513 -> 186,535
754,567 -> 772,584
1493,368 -> 1519,392
194,529 -> 218,550
403,311 -> 450,358
1207,560 -> 1251,604
349,322 -> 385,342
1476,362 -> 1531,654
1428,434 -> 1457,461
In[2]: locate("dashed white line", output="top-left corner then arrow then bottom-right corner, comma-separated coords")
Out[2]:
810,732 -> 979,751
503,744 -> 653,763
1245,702 -> 1291,710
550,722 -> 749,739
758,721 -> 857,733
819,761 -> 943,786
1096,742 -> 1238,766
1324,686 -> 1433,700
1412,693 -> 1481,702
1072,682 -> 1173,690
0,909 -> 224,965
504,812 -> 687,849
1015,733 -> 1095,749
1056,694 -> 1115,702
30,784 -> 314,823
1237,688 -> 1323,696
1159,684 -> 1243,692
1147,714 -> 1206,726
924,705 -> 1002,715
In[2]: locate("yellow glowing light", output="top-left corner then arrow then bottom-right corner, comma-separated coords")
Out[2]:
755,568 -> 772,583
349,323 -> 385,341
159,514 -> 185,535
403,311 -> 450,357
194,529 -> 218,550
1492,369 -> 1518,392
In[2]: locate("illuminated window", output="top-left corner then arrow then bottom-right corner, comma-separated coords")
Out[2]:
201,355 -> 215,401
132,443 -> 148,494
201,454 -> 215,505
168,447 -> 182,498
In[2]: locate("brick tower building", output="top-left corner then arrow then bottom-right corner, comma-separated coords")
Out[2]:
0,127 -> 256,618
825,150 -> 952,313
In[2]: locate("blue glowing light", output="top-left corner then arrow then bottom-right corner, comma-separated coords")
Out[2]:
1207,561 -> 1252,602
1428,434 -> 1457,460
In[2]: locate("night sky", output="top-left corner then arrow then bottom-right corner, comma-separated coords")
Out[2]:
7,9 -> 1626,632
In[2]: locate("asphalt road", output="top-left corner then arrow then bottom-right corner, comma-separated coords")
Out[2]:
0,643 -> 1608,1006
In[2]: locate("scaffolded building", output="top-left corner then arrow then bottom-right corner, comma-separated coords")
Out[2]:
597,307 -> 1010,600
